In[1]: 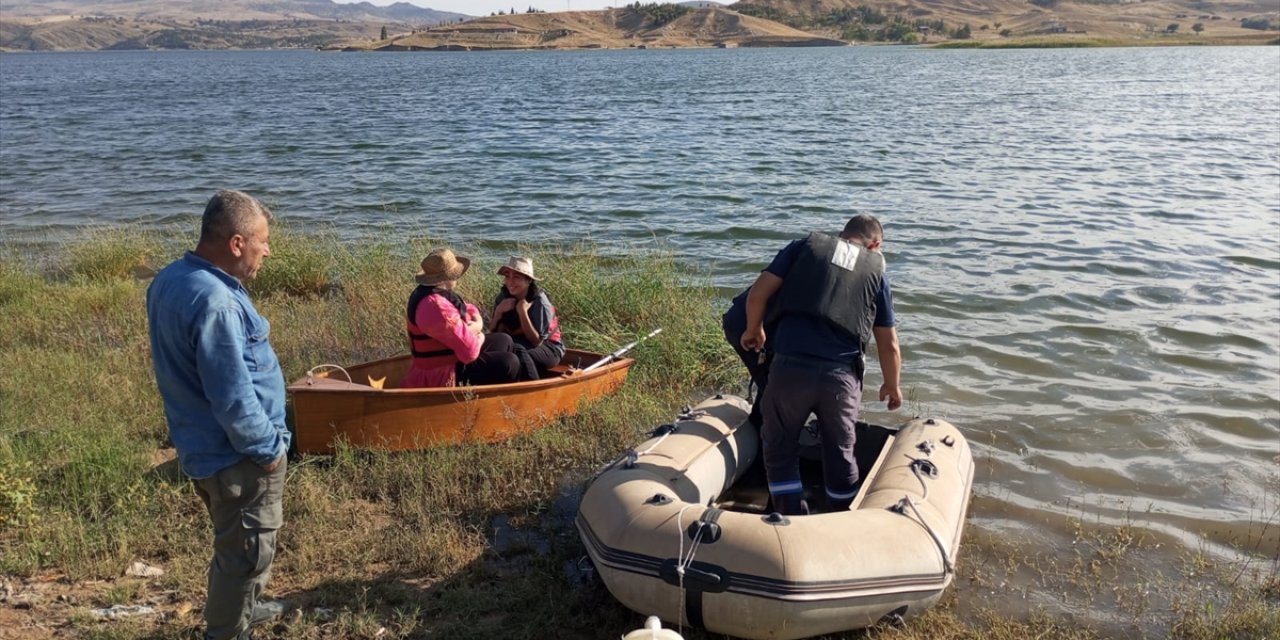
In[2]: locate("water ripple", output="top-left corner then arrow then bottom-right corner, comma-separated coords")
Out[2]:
2,46 -> 1278,560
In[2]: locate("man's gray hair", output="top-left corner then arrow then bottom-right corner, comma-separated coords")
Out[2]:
199,190 -> 272,245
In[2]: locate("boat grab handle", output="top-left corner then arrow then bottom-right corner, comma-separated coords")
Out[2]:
304,364 -> 353,386
905,456 -> 938,502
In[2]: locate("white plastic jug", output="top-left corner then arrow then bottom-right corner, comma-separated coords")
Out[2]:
621,615 -> 684,640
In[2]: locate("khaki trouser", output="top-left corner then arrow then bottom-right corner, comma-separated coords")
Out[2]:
193,456 -> 286,640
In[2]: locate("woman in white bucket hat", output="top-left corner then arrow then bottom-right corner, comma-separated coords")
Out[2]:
489,256 -> 565,380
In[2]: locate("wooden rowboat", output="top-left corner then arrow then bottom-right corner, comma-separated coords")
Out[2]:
288,349 -> 634,454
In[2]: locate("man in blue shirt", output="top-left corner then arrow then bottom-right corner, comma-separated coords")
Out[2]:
740,214 -> 902,516
147,190 -> 290,640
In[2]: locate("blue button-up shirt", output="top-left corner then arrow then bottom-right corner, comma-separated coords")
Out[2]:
147,252 -> 289,479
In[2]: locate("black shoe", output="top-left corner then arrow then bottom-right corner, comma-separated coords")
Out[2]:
774,494 -> 810,516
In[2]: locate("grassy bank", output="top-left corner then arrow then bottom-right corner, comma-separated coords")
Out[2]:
1,227 -> 1277,639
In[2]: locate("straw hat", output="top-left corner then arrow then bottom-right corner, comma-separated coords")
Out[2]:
497,256 -> 538,281
415,248 -> 471,285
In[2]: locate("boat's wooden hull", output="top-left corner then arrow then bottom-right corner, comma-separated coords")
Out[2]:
288,349 -> 633,454
577,395 -> 975,639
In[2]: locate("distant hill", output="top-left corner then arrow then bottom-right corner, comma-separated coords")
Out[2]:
0,0 -> 469,50
3,0 -> 1275,51
343,6 -> 845,51
727,0 -> 1280,42
0,0 -> 465,23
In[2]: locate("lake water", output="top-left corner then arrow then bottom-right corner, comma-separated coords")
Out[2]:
2,45 -> 1278,614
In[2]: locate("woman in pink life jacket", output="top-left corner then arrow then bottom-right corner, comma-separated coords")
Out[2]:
489,256 -> 565,381
403,248 -> 520,389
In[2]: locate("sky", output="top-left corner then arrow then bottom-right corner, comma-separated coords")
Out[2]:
332,0 -> 628,17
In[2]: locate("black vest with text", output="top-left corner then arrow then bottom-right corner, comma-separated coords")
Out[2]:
771,231 -> 886,349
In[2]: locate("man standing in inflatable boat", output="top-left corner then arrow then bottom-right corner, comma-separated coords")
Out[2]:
740,214 -> 903,516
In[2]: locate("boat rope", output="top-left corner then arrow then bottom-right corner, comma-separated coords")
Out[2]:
674,503 -> 707,636
630,409 -> 706,463
590,420 -> 681,480
304,364 -> 352,385
906,455 -> 938,503
635,429 -> 676,459
887,452 -> 953,574
895,496 -> 955,574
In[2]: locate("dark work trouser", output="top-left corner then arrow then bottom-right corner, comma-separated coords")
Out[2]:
460,332 -> 521,385
760,354 -> 862,515
513,340 -> 565,381
193,456 -> 286,640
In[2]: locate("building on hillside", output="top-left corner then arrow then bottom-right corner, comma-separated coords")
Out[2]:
1032,21 -> 1088,34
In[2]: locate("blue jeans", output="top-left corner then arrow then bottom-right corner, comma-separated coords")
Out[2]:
760,354 -> 862,514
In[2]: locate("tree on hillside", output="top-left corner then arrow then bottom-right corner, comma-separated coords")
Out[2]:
1192,22 -> 1204,34
843,23 -> 873,41
380,25 -> 387,40
883,20 -> 914,41
628,2 -> 689,26
1166,22 -> 1179,33
733,3 -> 795,26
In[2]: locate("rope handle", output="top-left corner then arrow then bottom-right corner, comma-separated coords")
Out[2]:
304,364 -> 352,386
893,496 -> 956,574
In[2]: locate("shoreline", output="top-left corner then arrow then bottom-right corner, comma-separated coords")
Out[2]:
932,32 -> 1280,48
4,34 -> 1278,54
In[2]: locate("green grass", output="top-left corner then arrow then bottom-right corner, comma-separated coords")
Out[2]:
1,227 -> 1276,639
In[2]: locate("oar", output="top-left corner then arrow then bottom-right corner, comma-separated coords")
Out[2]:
580,328 -> 663,373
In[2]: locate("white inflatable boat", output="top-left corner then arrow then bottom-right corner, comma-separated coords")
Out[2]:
576,394 -> 974,640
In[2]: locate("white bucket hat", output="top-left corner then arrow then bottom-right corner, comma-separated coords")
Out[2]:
497,256 -> 537,281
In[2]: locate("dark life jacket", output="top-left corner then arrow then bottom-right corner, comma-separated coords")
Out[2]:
406,285 -> 468,360
495,288 -> 562,345
769,231 -> 886,350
